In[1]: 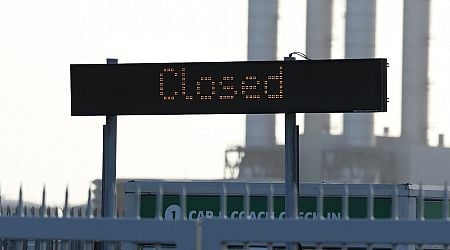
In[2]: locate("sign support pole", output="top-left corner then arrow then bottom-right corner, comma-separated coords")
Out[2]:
103,58 -> 118,218
284,56 -> 299,250
101,58 -> 118,250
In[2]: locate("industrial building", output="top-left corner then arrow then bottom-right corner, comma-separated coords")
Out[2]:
228,0 -> 450,185
94,0 -> 450,213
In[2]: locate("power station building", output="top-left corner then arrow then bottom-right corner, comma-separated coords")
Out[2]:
229,0 -> 450,185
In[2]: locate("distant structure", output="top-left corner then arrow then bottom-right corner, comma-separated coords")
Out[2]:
227,0 -> 285,180
92,179 -> 128,216
226,0 -> 450,185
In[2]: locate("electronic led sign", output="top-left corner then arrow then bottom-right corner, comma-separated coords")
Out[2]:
70,59 -> 387,116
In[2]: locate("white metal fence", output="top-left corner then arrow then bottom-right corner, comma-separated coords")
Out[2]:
1,183 -> 450,250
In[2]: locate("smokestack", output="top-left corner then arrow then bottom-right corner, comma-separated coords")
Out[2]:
401,0 -> 430,144
245,0 -> 278,148
304,0 -> 333,135
343,0 -> 376,147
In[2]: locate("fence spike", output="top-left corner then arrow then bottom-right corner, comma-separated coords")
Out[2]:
40,185 -> 47,217
86,186 -> 92,218
0,182 -> 2,217
18,184 -> 24,217
63,186 -> 69,218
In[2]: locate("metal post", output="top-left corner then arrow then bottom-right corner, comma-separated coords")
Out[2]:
284,56 -> 299,250
102,58 -> 118,250
296,125 -> 300,182
101,125 -> 107,217
103,58 -> 118,218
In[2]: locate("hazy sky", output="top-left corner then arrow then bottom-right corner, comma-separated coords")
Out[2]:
0,0 -> 449,205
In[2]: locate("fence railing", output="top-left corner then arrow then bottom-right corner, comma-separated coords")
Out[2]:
1,216 -> 450,250
1,182 -> 450,250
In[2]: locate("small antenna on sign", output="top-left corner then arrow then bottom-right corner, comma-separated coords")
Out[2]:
289,51 -> 311,60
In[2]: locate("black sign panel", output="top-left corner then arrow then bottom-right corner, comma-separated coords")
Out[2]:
70,59 -> 387,116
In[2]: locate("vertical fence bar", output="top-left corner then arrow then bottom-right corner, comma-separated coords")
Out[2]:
85,188 -> 94,250
317,184 -> 324,220
181,184 -> 187,220
368,184 -> 374,220
393,184 -> 399,220
444,181 -> 448,220
419,183 -> 424,220
156,184 -> 163,220
195,219 -> 202,250
221,183 -> 227,219
135,183 -> 141,219
268,183 -> 274,220
37,186 -> 47,250
343,184 -> 349,220
244,184 -> 250,219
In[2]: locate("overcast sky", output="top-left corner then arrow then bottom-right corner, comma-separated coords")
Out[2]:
0,0 -> 449,205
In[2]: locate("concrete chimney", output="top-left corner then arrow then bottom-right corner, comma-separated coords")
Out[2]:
245,0 -> 278,148
304,0 -> 333,135
343,0 -> 376,147
401,0 -> 430,145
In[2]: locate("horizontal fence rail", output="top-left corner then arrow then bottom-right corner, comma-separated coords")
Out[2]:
0,217 -> 196,246
199,219 -> 450,249
1,217 -> 450,250
1,182 -> 450,250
